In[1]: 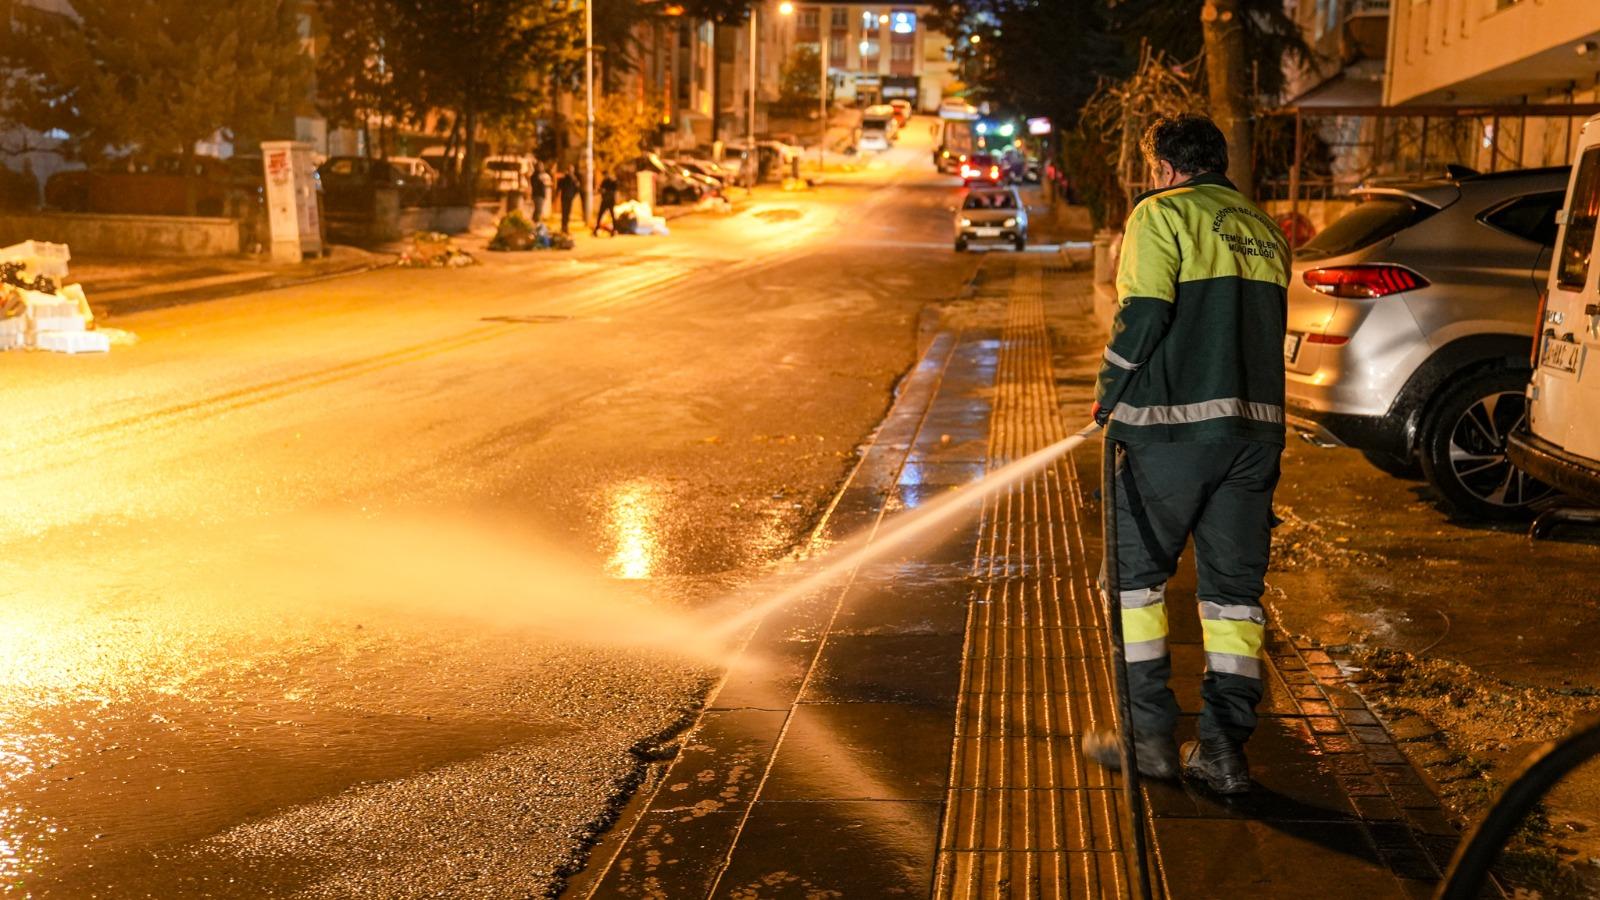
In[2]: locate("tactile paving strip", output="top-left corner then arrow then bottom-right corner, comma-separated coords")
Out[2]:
934,256 -> 1133,900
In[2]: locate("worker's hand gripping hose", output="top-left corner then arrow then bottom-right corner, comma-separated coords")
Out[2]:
1102,430 -> 1156,900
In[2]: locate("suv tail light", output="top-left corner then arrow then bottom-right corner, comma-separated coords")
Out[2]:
1302,265 -> 1428,298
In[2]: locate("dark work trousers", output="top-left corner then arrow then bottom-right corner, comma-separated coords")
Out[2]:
560,194 -> 577,233
1106,439 -> 1281,746
593,198 -> 616,235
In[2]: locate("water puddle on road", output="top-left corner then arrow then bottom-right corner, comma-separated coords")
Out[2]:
0,422 -> 1099,892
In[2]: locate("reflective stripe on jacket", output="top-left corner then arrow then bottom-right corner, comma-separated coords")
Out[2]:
1095,173 -> 1290,445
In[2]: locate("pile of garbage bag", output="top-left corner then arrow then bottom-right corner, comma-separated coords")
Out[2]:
0,241 -> 107,354
488,210 -> 576,251
612,201 -> 670,236
398,231 -> 476,268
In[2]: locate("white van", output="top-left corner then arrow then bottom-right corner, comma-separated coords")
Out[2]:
1508,113 -> 1600,506
859,115 -> 895,152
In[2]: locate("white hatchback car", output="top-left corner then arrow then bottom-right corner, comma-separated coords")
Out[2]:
1509,113 -> 1600,510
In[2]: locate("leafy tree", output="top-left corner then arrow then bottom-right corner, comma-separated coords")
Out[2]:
592,94 -> 660,178
385,0 -> 579,191
4,0 -> 310,213
927,0 -> 1309,198
314,0 -> 421,157
776,45 -> 821,116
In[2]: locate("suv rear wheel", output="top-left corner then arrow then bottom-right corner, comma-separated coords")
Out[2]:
1419,368 -> 1554,520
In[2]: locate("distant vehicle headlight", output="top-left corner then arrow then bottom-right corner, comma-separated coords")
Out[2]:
1004,217 -> 1017,227
959,217 -> 972,227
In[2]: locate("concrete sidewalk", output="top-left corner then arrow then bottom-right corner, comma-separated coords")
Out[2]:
569,254 -> 1476,899
72,245 -> 391,317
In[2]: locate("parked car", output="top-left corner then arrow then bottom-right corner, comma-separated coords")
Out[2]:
954,185 -> 1027,252
383,156 -> 437,205
635,153 -> 705,205
1509,116 -> 1600,509
961,152 -> 1006,186
675,157 -> 734,186
483,155 -> 535,197
1285,165 -> 1569,519
859,114 -> 895,152
317,156 -> 407,228
864,104 -> 899,135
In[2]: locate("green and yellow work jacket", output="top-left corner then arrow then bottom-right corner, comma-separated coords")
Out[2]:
1095,173 -> 1291,445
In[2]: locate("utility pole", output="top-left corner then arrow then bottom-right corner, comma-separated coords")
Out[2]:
818,19 -> 828,169
585,0 -> 596,227
747,4 -> 758,189
1201,0 -> 1253,197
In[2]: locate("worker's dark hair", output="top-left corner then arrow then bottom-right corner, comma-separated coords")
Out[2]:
1140,114 -> 1229,177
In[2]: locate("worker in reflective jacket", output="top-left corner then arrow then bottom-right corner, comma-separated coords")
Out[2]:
1082,114 -> 1290,796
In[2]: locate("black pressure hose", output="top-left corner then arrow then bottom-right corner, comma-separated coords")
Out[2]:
1103,435 -> 1156,900
1436,716 -> 1600,899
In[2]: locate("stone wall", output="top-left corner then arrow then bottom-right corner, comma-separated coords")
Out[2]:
0,211 -> 241,257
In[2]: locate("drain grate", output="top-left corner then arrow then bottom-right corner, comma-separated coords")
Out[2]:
480,314 -> 573,324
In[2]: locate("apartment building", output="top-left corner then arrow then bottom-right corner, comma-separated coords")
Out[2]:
773,2 -> 957,112
613,1 -> 956,147
1385,0 -> 1600,166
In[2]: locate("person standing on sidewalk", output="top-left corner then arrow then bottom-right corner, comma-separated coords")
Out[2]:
592,172 -> 619,237
556,167 -> 581,235
1082,114 -> 1290,796
531,162 -> 550,225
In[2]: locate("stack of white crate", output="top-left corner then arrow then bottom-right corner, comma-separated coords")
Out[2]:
0,242 -> 109,354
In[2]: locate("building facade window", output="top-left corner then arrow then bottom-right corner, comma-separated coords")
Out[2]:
828,35 -> 847,61
890,42 -> 913,61
799,8 -> 819,30
830,7 -> 848,29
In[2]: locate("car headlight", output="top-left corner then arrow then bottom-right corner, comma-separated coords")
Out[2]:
959,217 -> 972,227
1003,217 -> 1017,227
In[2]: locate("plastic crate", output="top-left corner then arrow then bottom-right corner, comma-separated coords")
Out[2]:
34,315 -> 83,333
27,299 -> 79,321
36,330 -> 109,354
0,241 -> 70,278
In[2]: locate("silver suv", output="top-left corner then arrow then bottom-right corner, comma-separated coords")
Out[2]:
1285,166 -> 1568,519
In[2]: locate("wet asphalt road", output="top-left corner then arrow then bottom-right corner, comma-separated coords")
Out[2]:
0,128 -> 981,896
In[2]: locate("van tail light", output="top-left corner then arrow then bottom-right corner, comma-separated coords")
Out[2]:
1305,333 -> 1349,346
989,166 -> 1000,179
1532,290 -> 1550,365
1302,265 -> 1429,299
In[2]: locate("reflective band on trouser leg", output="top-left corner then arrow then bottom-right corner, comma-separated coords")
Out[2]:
1200,602 -> 1265,679
1119,585 -> 1168,663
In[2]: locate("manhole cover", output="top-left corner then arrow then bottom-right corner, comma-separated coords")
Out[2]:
481,315 -> 573,324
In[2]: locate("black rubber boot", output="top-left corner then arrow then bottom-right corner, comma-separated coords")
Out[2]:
1082,730 -> 1179,779
1180,738 -> 1251,795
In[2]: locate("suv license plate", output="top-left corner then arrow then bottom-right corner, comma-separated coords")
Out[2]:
1541,337 -> 1582,374
1284,333 -> 1302,364
974,227 -> 1001,237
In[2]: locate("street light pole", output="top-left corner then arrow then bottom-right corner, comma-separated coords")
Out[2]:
585,0 -> 595,228
818,22 -> 828,170
747,4 -> 757,190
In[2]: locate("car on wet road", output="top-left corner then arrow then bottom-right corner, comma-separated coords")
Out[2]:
954,185 -> 1027,252
1285,165 -> 1568,519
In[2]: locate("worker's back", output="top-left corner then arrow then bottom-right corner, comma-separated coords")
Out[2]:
1107,172 -> 1290,445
